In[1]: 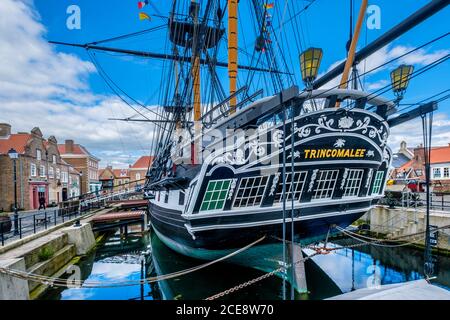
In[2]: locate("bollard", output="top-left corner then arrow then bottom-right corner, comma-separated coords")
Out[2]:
19,218 -> 22,239
44,211 -> 48,230
54,210 -> 57,226
1,222 -> 4,246
33,215 -> 36,234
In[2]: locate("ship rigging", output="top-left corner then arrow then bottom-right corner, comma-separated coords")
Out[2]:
50,0 -> 449,293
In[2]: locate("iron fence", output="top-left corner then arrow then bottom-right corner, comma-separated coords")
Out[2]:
381,190 -> 450,212
0,199 -> 102,247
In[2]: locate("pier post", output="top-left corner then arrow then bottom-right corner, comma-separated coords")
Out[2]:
0,258 -> 29,300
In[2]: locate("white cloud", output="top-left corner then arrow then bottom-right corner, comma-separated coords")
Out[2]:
389,112 -> 450,151
0,0 -> 156,168
318,44 -> 449,90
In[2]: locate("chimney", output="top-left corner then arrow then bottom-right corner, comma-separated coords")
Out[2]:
0,123 -> 11,138
65,140 -> 74,153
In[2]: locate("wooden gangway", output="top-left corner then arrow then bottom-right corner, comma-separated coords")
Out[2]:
91,210 -> 147,233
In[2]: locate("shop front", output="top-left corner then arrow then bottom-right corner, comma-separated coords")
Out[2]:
29,182 -> 48,210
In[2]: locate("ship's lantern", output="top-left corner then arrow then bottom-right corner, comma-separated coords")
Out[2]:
300,47 -> 323,89
390,64 -> 414,100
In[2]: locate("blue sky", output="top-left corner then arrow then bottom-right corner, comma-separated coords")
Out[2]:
0,0 -> 449,167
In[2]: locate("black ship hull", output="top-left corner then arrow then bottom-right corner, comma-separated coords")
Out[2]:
147,90 -> 393,291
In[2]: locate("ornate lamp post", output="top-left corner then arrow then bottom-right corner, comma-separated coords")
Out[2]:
8,148 -> 19,235
299,47 -> 323,89
390,64 -> 414,102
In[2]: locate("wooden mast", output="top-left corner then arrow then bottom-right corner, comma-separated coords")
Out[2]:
336,0 -> 368,107
191,0 -> 201,164
228,0 -> 238,114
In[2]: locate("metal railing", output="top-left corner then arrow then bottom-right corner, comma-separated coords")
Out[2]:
0,199 -> 103,247
381,190 -> 450,212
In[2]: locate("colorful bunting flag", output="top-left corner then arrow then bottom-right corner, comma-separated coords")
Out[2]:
264,3 -> 274,9
138,1 -> 149,9
139,12 -> 151,21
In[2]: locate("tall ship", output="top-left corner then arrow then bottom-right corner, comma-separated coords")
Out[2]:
51,0 -> 446,290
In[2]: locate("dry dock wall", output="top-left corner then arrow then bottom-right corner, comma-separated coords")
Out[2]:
368,206 -> 450,251
0,223 -> 96,299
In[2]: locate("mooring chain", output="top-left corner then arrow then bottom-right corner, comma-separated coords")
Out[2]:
0,236 -> 267,289
204,225 -> 450,301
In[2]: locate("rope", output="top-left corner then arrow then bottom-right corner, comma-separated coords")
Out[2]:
204,224 -> 450,300
0,235 -> 266,289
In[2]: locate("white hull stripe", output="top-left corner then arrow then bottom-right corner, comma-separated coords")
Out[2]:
187,206 -> 373,233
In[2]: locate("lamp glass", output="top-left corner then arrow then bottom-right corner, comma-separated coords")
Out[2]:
391,65 -> 414,96
8,148 -> 18,159
300,47 -> 323,86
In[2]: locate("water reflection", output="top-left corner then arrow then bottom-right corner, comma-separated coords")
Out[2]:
41,232 -> 450,300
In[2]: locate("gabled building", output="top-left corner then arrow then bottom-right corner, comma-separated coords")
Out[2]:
390,141 -> 414,181
58,140 -> 101,196
98,166 -> 130,193
129,156 -> 154,189
397,143 -> 450,192
0,123 -> 79,211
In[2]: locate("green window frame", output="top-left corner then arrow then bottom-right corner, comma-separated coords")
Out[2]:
372,171 -> 384,195
200,179 -> 232,211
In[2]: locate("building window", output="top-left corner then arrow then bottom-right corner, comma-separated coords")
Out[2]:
433,168 -> 442,179
415,169 -> 423,177
312,170 -> 339,200
444,168 -> 449,179
343,169 -> 364,198
273,172 -> 307,203
40,165 -> 46,178
52,155 -> 57,164
136,173 -> 141,181
233,176 -> 269,208
372,171 -> 384,195
36,149 -> 42,161
179,191 -> 185,206
30,163 -> 37,177
200,179 -> 232,211
49,167 -> 54,179
56,168 -> 60,179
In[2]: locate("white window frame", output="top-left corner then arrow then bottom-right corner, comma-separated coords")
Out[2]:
136,173 -> 141,181
312,170 -> 339,200
273,171 -> 308,204
56,168 -> 61,180
343,169 -> 364,198
444,167 -> 449,179
433,167 -> 442,179
52,155 -> 57,164
49,166 -> 54,179
372,171 -> 384,195
30,163 -> 37,177
233,176 -> 269,208
36,149 -> 42,161
40,165 -> 46,178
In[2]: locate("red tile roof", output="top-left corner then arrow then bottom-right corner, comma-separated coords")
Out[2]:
131,156 -> 154,169
399,146 -> 450,172
0,133 -> 32,154
58,144 -> 87,155
428,146 -> 450,164
113,169 -> 130,178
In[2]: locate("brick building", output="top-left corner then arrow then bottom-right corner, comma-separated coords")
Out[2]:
0,123 -> 80,211
98,167 -> 130,193
129,156 -> 153,189
397,143 -> 450,192
98,156 -> 153,194
58,140 -> 101,196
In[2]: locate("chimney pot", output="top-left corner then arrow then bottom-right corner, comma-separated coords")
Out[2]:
0,123 -> 11,137
65,140 -> 74,153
